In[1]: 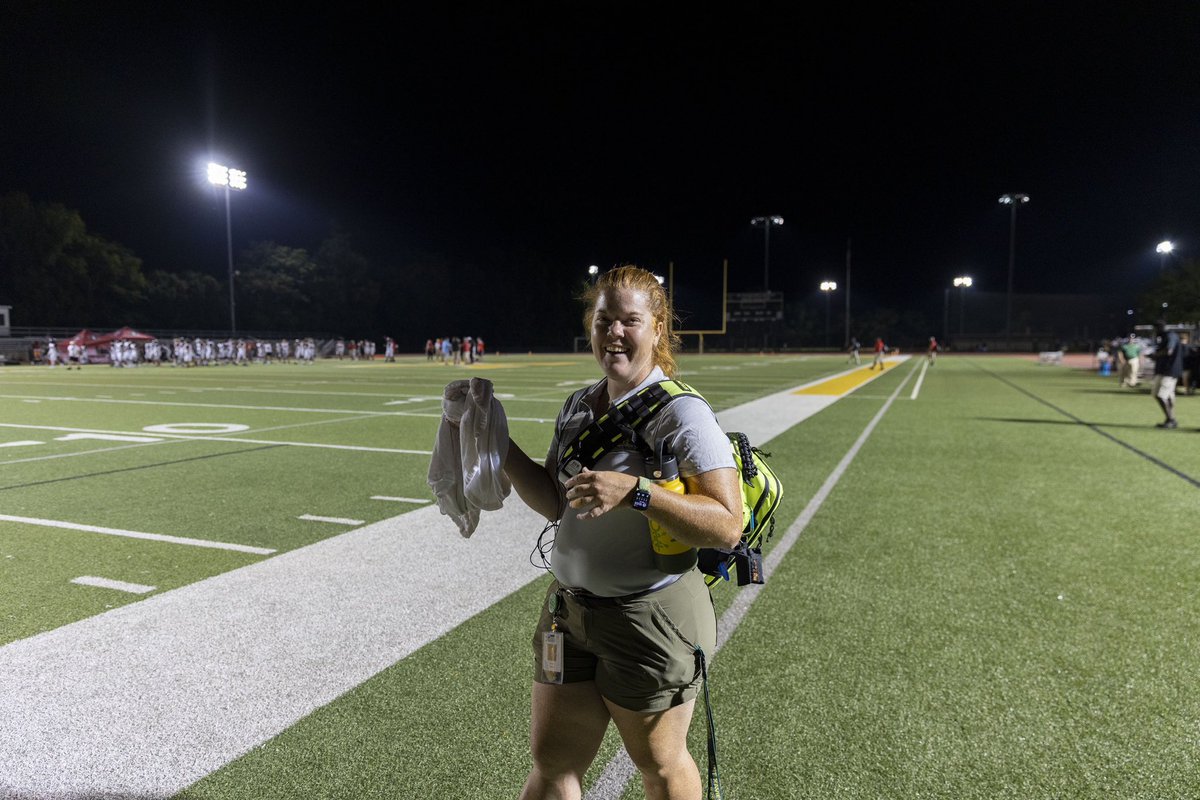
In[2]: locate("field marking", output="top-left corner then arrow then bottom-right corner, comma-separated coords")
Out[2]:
238,412 -> 393,437
0,439 -> 188,467
2,378 -> 568,409
204,437 -> 433,454
0,393 -> 407,416
57,432 -> 163,443
715,356 -> 910,444
0,368 -> 891,798
791,358 -> 904,396
298,514 -> 365,526
0,514 -> 276,555
144,422 -> 249,434
0,393 -> 554,424
0,423 -> 432,457
370,496 -> 432,504
71,576 -> 157,595
0,378 -> 551,401
586,360 -> 921,800
910,358 -> 930,399
0,440 -> 43,448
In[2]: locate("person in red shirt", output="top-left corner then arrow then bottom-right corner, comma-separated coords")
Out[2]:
928,336 -> 938,364
872,337 -> 887,370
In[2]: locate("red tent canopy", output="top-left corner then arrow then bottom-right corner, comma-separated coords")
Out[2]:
94,326 -> 156,344
65,329 -> 104,346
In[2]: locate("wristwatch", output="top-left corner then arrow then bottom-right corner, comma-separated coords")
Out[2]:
631,475 -> 652,510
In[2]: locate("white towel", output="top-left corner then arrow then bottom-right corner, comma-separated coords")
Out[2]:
428,378 -> 511,537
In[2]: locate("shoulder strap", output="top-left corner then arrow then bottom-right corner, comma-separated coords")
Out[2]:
556,379 -> 704,483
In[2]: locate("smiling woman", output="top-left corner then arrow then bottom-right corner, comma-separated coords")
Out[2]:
499,264 -> 742,799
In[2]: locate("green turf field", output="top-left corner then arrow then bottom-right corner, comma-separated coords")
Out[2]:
1,354 -> 1197,799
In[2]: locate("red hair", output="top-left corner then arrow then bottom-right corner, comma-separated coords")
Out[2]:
581,265 -> 681,378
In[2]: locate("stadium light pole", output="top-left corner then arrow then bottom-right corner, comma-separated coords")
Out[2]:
588,264 -> 600,284
844,237 -> 852,348
820,281 -> 837,347
209,162 -> 247,335
750,215 -> 784,291
998,193 -> 1029,351
943,286 -> 951,344
954,275 -> 973,335
1156,240 -> 1174,271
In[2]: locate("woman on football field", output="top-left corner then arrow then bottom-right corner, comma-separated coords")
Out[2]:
502,265 -> 742,800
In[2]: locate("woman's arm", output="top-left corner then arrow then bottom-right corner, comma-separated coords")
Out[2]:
563,466 -> 743,550
503,438 -> 564,522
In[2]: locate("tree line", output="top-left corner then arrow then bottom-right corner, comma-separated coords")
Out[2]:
0,192 -> 583,348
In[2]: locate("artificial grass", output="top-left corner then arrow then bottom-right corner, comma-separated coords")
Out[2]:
4,356 -> 1198,798
703,358 -> 1200,799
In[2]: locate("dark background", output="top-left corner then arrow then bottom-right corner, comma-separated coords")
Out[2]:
2,2 -> 1198,345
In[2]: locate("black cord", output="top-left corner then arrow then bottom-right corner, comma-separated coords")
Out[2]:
529,519 -> 558,571
696,645 -> 724,800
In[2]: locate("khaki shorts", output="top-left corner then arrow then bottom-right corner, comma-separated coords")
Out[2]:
1154,374 -> 1178,402
532,569 -> 717,712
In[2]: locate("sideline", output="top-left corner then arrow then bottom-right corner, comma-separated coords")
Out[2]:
584,361 -> 919,799
910,357 -> 930,399
0,362 -> 905,798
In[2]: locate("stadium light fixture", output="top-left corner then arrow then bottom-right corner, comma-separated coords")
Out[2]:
208,162 -> 247,335
588,264 -> 600,284
750,215 -> 784,291
820,281 -> 837,346
953,275 -> 973,335
1156,240 -> 1175,271
998,193 -> 1029,351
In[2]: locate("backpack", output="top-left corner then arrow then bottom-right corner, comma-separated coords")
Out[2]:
556,378 -> 783,587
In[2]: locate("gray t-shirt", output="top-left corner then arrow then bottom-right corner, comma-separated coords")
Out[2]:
546,367 -> 735,596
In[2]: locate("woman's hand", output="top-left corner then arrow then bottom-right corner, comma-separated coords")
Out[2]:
564,468 -> 636,520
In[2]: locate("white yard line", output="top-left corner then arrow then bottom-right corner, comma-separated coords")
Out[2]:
0,514 -> 276,555
0,393 -> 404,415
186,436 -> 431,454
370,496 -> 432,504
910,357 -> 930,399
0,365 -> 910,798
297,514 -> 365,526
0,423 -> 432,457
0,439 -> 190,467
70,576 -> 157,594
0,394 -> 554,423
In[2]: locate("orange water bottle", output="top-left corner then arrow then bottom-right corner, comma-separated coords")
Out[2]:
646,446 -> 697,574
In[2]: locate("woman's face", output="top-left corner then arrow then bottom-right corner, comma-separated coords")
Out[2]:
591,287 -> 661,392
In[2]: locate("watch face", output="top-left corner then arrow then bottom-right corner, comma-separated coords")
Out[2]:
632,489 -> 651,510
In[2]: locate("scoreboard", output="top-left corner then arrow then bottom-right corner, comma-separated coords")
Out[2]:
727,291 -> 785,323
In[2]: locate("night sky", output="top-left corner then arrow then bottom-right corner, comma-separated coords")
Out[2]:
3,2 -> 1199,328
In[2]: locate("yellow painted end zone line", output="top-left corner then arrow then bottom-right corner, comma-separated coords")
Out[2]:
793,359 -> 906,396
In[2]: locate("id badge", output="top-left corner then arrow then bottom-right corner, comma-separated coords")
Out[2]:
541,630 -> 564,684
